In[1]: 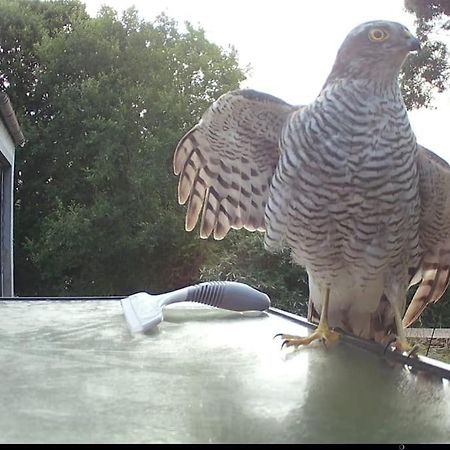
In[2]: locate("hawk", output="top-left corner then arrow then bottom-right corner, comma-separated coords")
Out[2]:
173,20 -> 450,352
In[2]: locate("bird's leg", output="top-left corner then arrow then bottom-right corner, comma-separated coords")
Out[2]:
278,288 -> 340,349
388,301 -> 418,356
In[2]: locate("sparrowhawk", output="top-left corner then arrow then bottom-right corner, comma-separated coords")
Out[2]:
173,20 -> 450,352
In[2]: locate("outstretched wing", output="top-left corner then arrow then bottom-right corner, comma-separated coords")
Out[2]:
173,89 -> 297,240
403,145 -> 450,328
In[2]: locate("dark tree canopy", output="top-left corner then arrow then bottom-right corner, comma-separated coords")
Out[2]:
401,0 -> 450,108
1,0 -> 245,295
405,0 -> 450,20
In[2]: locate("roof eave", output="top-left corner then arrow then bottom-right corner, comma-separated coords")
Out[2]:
0,92 -> 25,147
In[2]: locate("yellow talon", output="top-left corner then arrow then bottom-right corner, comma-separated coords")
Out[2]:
279,324 -> 340,349
277,287 -> 340,350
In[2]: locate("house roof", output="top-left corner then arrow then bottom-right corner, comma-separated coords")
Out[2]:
0,92 -> 25,146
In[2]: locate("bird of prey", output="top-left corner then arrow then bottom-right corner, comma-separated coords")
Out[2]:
173,20 -> 450,352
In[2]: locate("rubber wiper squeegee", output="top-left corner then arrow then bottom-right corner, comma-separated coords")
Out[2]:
121,281 -> 271,334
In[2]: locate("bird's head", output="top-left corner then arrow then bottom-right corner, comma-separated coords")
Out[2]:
325,20 -> 420,86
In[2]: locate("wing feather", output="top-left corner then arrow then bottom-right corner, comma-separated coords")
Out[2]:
403,145 -> 450,327
173,89 -> 297,240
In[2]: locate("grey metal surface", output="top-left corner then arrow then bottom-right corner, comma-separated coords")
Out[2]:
1,300 -> 449,444
270,307 -> 450,380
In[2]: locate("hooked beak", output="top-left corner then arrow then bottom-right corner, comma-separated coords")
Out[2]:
407,35 -> 421,52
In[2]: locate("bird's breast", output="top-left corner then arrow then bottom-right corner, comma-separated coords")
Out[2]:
280,84 -> 420,277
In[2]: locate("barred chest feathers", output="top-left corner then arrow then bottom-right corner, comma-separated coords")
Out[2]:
273,79 -> 421,282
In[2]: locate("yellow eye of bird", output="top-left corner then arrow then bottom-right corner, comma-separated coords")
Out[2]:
368,28 -> 389,42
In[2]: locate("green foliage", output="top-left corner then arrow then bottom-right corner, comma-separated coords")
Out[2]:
0,0 -> 89,103
405,0 -> 450,20
401,0 -> 450,109
400,38 -> 449,109
4,0 -> 245,295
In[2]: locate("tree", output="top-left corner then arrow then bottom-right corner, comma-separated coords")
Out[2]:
405,0 -> 450,19
3,1 -> 245,295
401,0 -> 450,109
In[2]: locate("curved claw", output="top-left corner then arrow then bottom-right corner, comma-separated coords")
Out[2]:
273,333 -> 304,349
275,329 -> 340,350
281,337 -> 303,350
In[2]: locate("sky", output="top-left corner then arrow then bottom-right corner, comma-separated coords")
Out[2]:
82,0 -> 450,161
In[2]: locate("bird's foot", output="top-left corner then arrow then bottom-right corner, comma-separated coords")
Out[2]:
276,322 -> 340,350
